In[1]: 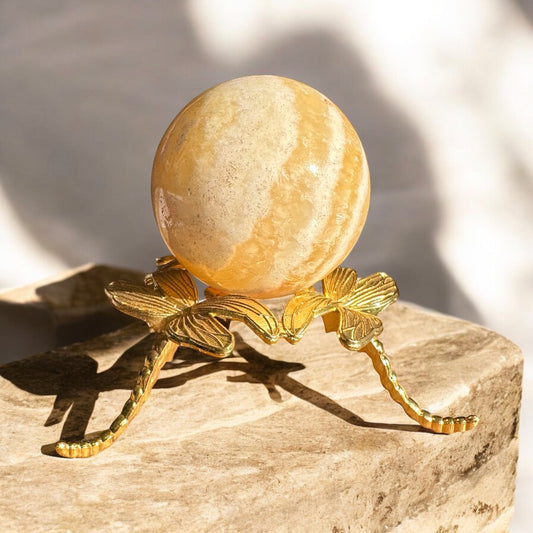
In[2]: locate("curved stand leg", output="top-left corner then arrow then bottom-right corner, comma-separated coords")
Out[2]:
55,340 -> 179,458
360,339 -> 479,434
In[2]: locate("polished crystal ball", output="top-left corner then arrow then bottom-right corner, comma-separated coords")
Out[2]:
151,75 -> 370,298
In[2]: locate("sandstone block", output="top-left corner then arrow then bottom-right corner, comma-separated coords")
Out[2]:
0,266 -> 522,531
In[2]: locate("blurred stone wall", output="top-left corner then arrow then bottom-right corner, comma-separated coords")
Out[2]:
1,2 -> 532,529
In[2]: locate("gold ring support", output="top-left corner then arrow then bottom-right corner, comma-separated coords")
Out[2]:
55,257 -> 479,458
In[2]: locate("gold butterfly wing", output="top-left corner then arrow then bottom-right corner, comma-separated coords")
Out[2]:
321,267 -> 358,303
337,307 -> 383,351
105,280 -> 182,331
282,289 -> 336,343
151,266 -> 198,308
167,311 -> 234,357
344,272 -> 399,316
193,295 -> 281,344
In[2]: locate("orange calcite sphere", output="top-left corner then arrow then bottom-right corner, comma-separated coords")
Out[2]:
151,75 -> 370,298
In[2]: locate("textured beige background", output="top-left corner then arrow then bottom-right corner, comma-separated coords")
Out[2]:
0,2 -> 531,529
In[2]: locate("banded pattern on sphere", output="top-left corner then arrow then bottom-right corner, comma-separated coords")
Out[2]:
152,75 -> 370,298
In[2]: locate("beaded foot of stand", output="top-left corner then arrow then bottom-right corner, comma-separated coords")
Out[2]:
55,257 -> 478,458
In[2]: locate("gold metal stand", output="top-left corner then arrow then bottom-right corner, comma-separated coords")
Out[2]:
55,257 -> 478,458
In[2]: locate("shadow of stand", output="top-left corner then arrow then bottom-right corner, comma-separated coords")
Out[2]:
230,335 -> 428,433
0,327 -> 428,458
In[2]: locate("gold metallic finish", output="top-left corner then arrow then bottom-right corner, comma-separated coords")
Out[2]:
283,267 -> 399,349
54,258 -> 280,457
48,77 -> 479,458
56,340 -> 178,458
360,339 -> 479,434
54,262 -> 479,457
106,257 -> 280,356
283,266 -> 478,434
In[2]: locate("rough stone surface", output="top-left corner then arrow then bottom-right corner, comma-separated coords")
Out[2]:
0,266 -> 522,532
0,263 -> 143,364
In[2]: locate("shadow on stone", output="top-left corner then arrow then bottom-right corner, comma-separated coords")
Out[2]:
40,443 -> 60,457
230,334 -> 430,434
0,265 -> 144,364
0,324 -> 427,457
0,324 -> 150,445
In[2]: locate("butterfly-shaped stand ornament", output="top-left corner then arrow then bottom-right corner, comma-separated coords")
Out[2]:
55,257 -> 478,458
55,257 -> 281,458
54,75 -> 479,457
